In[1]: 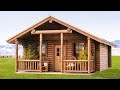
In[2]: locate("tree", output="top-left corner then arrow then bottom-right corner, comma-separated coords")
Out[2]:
24,44 -> 39,60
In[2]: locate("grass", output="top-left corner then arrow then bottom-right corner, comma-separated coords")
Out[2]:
0,56 -> 120,79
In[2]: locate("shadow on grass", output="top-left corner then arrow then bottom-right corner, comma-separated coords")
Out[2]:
93,69 -> 120,79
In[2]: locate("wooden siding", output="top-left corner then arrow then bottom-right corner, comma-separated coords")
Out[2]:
47,41 -> 53,71
100,44 -> 108,71
66,42 -> 72,59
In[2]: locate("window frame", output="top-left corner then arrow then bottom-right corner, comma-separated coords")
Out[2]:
73,42 -> 85,59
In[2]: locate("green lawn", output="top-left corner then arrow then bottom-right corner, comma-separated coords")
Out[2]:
0,56 -> 120,79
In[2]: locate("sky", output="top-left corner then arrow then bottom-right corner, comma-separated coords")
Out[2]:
0,11 -> 120,45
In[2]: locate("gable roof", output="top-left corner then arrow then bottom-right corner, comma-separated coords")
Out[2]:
7,16 -> 116,47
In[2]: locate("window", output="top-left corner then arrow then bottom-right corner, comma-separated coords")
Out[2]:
56,48 -> 61,56
42,44 -> 46,55
37,43 -> 47,56
74,43 -> 84,59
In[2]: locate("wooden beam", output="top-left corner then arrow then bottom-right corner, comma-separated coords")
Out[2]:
39,34 -> 42,72
67,28 -> 71,32
88,37 -> 91,73
61,33 -> 63,73
49,19 -> 53,23
31,29 -> 35,34
31,29 -> 72,34
15,39 -> 18,72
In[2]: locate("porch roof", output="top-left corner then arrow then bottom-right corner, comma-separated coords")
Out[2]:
7,16 -> 116,47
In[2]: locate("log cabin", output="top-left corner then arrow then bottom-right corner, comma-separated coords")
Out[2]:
7,16 -> 116,74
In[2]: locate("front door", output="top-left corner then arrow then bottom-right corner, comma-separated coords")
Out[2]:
55,45 -> 65,72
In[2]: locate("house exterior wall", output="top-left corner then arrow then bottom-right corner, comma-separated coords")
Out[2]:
100,44 -> 108,71
95,42 -> 110,71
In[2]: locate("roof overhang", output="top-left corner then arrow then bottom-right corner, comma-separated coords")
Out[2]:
7,16 -> 116,47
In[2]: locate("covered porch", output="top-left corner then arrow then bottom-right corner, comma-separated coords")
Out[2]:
15,29 -> 95,74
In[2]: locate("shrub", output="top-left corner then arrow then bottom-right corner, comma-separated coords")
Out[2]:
78,45 -> 94,60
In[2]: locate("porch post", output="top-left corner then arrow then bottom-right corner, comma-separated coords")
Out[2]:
15,39 -> 18,72
39,34 -> 42,72
61,33 -> 63,73
88,37 -> 91,73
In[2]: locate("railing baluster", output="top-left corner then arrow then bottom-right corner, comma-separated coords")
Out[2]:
30,61 -> 31,70
77,62 -> 79,71
34,61 -> 35,70
35,62 -> 37,70
80,62 -> 81,71
85,61 -> 86,71
63,61 -> 64,70
75,62 -> 76,71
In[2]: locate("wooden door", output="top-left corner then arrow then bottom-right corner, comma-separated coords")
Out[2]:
55,45 -> 66,72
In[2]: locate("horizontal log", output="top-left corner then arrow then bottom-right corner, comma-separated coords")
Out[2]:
31,29 -> 72,34
18,70 -> 40,72
63,70 -> 88,73
18,60 -> 40,61
63,60 -> 94,62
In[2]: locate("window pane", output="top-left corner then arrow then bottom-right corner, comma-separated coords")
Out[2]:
37,43 -> 46,55
57,53 -> 59,56
57,48 -> 59,52
76,43 -> 79,53
75,43 -> 84,59
42,44 -> 46,54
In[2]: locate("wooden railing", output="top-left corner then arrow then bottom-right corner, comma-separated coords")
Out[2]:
63,60 -> 95,73
17,60 -> 40,72
17,59 -> 95,73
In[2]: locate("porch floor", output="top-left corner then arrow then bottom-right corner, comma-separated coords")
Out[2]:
16,71 -> 95,75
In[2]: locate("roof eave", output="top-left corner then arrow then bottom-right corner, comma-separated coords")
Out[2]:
7,16 -> 116,47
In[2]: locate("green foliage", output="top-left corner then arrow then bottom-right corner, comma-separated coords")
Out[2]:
78,45 -> 94,60
24,44 -> 39,60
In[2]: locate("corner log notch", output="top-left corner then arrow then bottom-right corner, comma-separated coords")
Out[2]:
31,28 -> 72,34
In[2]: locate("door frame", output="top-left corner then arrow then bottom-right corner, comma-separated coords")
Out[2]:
52,43 -> 66,72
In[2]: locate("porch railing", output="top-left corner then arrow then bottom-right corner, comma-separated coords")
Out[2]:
63,60 -> 95,73
17,60 -> 40,72
17,60 -> 95,73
